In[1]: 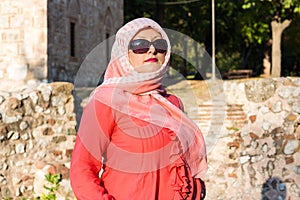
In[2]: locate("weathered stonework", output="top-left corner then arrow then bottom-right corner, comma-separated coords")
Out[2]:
0,0 -> 123,91
0,82 -> 76,199
0,78 -> 299,199
202,77 -> 300,200
0,0 -> 47,91
47,0 -> 123,83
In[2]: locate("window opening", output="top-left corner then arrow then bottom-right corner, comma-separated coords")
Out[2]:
106,33 -> 110,65
70,22 -> 76,57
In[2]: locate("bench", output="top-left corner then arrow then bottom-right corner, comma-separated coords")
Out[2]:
223,69 -> 253,79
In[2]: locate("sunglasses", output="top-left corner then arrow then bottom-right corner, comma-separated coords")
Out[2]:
129,39 -> 168,54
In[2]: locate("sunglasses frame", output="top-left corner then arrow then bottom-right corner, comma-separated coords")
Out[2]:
129,39 -> 168,54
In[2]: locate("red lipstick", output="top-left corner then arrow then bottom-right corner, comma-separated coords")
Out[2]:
145,58 -> 158,63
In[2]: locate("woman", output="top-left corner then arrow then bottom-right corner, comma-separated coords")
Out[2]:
70,18 -> 207,200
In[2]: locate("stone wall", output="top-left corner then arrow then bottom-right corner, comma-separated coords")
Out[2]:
202,77 -> 300,200
0,78 -> 299,199
0,0 -> 123,90
47,0 -> 123,83
0,0 -> 47,90
0,82 -> 76,199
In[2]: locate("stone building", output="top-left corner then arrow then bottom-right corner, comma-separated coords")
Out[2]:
0,0 -> 123,91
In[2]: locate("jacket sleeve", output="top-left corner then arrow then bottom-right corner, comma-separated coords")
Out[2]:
166,94 -> 206,200
165,94 -> 185,111
70,97 -> 116,200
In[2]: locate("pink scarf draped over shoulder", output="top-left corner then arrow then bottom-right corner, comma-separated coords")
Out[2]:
79,17 -> 208,179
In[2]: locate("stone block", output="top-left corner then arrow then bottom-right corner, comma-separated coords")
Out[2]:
7,63 -> 28,80
0,16 -> 9,28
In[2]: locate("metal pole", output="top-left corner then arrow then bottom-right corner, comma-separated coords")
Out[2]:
212,0 -> 216,79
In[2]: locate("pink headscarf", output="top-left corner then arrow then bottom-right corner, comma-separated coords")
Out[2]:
102,18 -> 171,94
80,18 -> 207,178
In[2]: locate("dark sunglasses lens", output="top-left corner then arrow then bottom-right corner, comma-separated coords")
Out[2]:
129,39 -> 168,54
153,39 -> 167,53
130,39 -> 150,54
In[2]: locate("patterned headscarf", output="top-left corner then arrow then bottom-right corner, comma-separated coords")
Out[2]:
80,18 -> 207,178
102,18 -> 171,94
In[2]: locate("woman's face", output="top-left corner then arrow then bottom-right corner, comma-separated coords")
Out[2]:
128,28 -> 166,73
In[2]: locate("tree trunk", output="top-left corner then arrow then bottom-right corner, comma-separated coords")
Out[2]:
263,52 -> 271,77
271,19 -> 291,77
